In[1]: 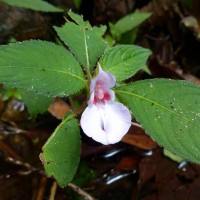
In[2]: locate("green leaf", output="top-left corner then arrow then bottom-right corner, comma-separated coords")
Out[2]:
118,28 -> 138,44
20,90 -> 53,117
99,45 -> 152,81
0,40 -> 86,97
41,116 -> 81,187
54,11 -> 107,72
116,79 -> 200,164
109,11 -> 151,40
104,34 -> 115,47
0,0 -> 63,12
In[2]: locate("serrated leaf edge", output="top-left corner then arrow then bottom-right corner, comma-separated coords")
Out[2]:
42,114 -> 75,149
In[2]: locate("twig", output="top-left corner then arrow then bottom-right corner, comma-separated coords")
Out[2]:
36,176 -> 48,200
131,122 -> 142,128
5,156 -> 45,175
49,181 -> 57,200
0,140 -> 22,160
1,141 -> 96,200
68,183 -> 96,200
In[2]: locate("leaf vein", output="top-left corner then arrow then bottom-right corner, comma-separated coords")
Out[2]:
116,90 -> 199,127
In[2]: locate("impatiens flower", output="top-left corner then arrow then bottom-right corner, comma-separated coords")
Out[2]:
80,66 -> 131,145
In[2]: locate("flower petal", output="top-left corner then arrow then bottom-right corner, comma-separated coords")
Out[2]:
87,91 -> 95,106
103,102 -> 131,144
80,105 -> 109,145
90,67 -> 116,92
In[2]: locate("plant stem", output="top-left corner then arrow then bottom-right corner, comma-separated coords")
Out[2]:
36,177 -> 47,200
68,183 -> 96,200
69,96 -> 76,111
49,181 -> 57,200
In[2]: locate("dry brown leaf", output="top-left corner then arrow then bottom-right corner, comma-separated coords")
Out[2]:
48,98 -> 70,119
122,126 -> 158,150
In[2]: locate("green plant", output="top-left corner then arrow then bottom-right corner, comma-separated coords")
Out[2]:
0,11 -> 199,187
109,11 -> 151,44
0,0 -> 63,12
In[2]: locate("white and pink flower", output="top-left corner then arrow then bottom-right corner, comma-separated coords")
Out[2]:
80,66 -> 131,145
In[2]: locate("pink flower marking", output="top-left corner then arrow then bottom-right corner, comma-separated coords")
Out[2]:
80,66 -> 131,145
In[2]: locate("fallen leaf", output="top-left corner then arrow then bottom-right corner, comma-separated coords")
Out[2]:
48,98 -> 70,119
122,126 -> 158,150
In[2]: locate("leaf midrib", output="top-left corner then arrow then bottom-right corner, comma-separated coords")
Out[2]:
0,65 -> 86,83
83,27 -> 90,71
116,89 -> 200,127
